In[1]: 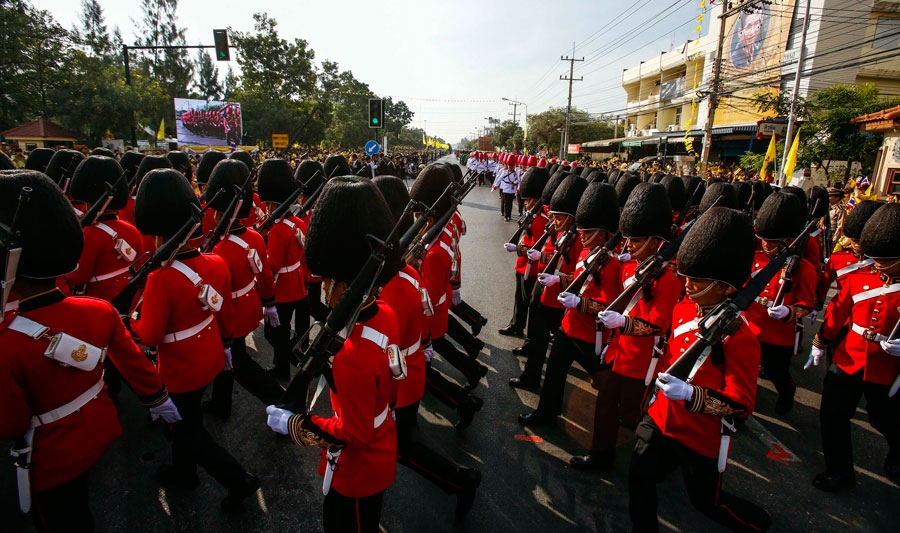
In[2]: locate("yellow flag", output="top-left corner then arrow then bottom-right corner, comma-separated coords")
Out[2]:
422,132 -> 426,144
783,131 -> 800,180
760,135 -> 777,180
157,118 -> 165,141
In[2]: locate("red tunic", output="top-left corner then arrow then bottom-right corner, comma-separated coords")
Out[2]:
241,193 -> 264,229
66,215 -> 143,302
817,251 -> 868,304
607,260 -> 681,380
743,250 -> 816,347
516,213 -> 550,276
267,217 -> 307,303
823,269 -> 900,385
212,228 -> 276,338
311,302 -> 398,497
131,250 -> 233,393
0,292 -> 165,491
379,266 -> 426,408
302,209 -> 322,284
649,300 -> 760,458
119,196 -> 136,223
539,233 -> 583,309
560,247 -> 621,343
419,231 -> 454,339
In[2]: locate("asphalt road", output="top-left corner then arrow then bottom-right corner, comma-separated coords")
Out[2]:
3,155 -> 898,532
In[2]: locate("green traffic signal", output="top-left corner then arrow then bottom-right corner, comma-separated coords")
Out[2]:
372,118 -> 379,125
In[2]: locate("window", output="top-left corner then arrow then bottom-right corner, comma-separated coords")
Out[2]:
787,17 -> 805,50
874,17 -> 900,50
888,168 -> 900,195
674,108 -> 683,127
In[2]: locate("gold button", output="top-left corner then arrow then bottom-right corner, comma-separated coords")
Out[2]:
680,348 -> 685,353
876,301 -> 883,305
874,309 -> 881,314
872,318 -> 879,323
863,285 -> 870,290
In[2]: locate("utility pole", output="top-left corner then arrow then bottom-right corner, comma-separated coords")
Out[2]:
508,101 -> 519,124
779,0 -> 811,186
560,43 -> 584,160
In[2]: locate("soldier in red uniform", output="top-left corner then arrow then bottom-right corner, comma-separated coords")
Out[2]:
628,207 -> 772,532
229,151 -> 265,229
374,175 -> 482,515
808,202 -> 900,491
295,158 -> 329,321
266,177 -> 400,532
201,159 -> 283,417
500,166 -> 550,337
44,150 -> 86,216
258,158 -> 310,381
116,151 -> 145,223
744,192 -> 816,415
131,168 -> 259,510
816,200 -> 880,304
0,171 -> 178,532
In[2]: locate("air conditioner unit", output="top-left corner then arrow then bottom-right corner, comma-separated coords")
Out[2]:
627,127 -> 638,137
667,124 -> 679,132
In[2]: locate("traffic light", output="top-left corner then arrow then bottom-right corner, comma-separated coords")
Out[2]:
213,30 -> 229,61
368,98 -> 384,128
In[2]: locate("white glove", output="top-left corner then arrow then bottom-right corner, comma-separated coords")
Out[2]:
808,309 -> 819,322
880,339 -> 900,357
504,242 -> 517,253
264,305 -> 281,328
538,273 -> 560,287
452,289 -> 461,306
224,347 -> 233,371
266,405 -> 293,435
598,310 -> 627,329
526,249 -> 541,262
423,345 -> 435,363
655,373 -> 694,402
557,292 -> 581,309
617,252 -> 632,262
767,305 -> 791,320
805,345 -> 826,370
149,398 -> 182,423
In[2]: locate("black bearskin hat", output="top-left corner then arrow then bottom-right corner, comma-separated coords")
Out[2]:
410,164 -> 452,215
0,170 -> 83,278
306,177 -> 399,285
755,192 -> 805,240
807,185 -> 829,219
206,159 -> 253,219
540,171 -> 570,206
196,151 -> 227,186
70,156 -> 128,210
620,183 -> 672,240
44,149 -> 85,188
134,155 -> 173,189
519,167 -> 551,200
861,203 -> 900,259
90,147 -> 115,158
443,162 -> 463,183
661,174 -> 686,211
614,173 -> 641,208
549,175 -> 587,217
295,159 -> 326,195
649,172 -> 665,184
0,152 -> 14,171
166,151 -> 193,179
707,177 -> 722,187
699,182 -> 737,214
681,175 -> 704,206
607,169 -> 620,184
677,207 -> 755,289
324,154 -> 352,178
229,150 -> 255,172
373,175 -> 413,237
548,164 -> 559,175
573,166 -> 585,177
257,158 -> 298,204
576,182 -> 619,233
843,200 -> 881,241
119,151 -> 144,181
134,168 -> 199,239
583,169 -> 599,182
25,148 -> 54,172
558,165 -> 571,174
780,186 -> 809,219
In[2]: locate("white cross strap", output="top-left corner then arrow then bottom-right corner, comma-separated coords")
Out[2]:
89,265 -> 130,283
836,259 -> 873,278
439,241 -> 455,259
672,319 -> 700,339
161,314 -> 214,343
31,378 -> 105,428
360,326 -> 389,350
401,340 -> 421,357
7,316 -> 50,338
170,260 -> 203,286
374,405 -> 390,429
227,234 -> 251,250
94,222 -> 118,239
852,282 -> 900,304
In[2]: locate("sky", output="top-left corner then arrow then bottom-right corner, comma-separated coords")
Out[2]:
35,0 -> 710,145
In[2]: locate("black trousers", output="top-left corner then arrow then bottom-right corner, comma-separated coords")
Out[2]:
590,367 -> 647,452
307,282 -> 329,322
450,299 -> 486,330
425,361 -> 469,409
507,274 -> 535,331
166,386 -> 248,490
629,416 -> 771,533
209,335 -> 285,414
270,298 -> 311,371
323,488 -> 384,533
519,305 -> 566,379
396,401 -> 468,494
32,473 -> 93,533
447,315 -> 481,356
516,193 -> 525,215
432,335 -> 485,380
820,364 -> 900,475
535,331 -> 602,416
759,342 -> 794,399
501,192 -> 515,219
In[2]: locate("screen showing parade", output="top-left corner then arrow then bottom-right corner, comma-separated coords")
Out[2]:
174,98 -> 242,146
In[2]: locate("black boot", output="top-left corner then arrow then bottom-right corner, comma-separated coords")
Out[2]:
456,394 -> 483,431
517,410 -> 556,427
812,470 -> 855,492
498,325 -> 524,338
455,468 -> 482,516
508,373 -> 540,389
221,472 -> 261,512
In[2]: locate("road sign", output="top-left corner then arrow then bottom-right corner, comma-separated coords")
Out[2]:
477,137 -> 493,151
568,144 -> 581,154
272,134 -> 289,148
365,140 -> 380,155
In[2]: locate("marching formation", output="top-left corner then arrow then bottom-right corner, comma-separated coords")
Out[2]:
1,147 -> 899,532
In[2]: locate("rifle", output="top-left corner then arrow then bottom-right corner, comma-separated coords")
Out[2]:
530,225 -> 579,305
888,311 -> 900,398
59,156 -> 81,194
562,232 -> 623,296
289,179 -> 325,219
402,173 -> 477,264
80,171 -> 129,228
0,188 -> 31,322
254,187 -> 303,236
199,185 -> 244,253
109,190 -> 223,315
673,182 -> 702,231
508,200 -> 544,246
743,186 -> 756,217
772,199 -> 825,307
522,221 -> 557,281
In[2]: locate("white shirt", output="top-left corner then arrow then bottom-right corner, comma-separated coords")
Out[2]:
493,167 -> 519,194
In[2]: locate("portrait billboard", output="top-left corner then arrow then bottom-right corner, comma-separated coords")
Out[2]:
174,98 -> 242,146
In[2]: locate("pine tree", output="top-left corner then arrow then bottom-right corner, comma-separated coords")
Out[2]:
78,0 -> 110,58
223,65 -> 237,100
195,47 -> 222,101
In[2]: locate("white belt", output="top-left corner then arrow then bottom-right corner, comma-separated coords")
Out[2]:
161,314 -> 214,343
374,405 -> 390,429
852,282 -> 900,304
231,279 -> 256,299
31,377 -> 105,428
850,322 -> 889,344
88,265 -> 130,283
672,319 -> 700,339
755,296 -> 775,308
276,260 -> 302,275
401,340 -> 421,357
836,259 -> 873,278
170,260 -> 203,285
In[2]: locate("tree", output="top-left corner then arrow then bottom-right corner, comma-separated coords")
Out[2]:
77,0 -> 111,58
222,65 -> 237,99
525,107 -> 614,154
491,120 -> 525,151
194,47 -> 221,100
